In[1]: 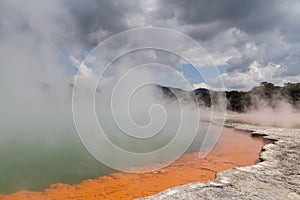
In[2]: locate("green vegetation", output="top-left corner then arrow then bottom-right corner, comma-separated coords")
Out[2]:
226,82 -> 300,112
159,82 -> 300,112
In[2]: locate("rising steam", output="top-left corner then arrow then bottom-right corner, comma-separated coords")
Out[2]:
227,83 -> 300,128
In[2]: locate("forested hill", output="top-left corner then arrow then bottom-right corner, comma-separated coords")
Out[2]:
158,82 -> 300,112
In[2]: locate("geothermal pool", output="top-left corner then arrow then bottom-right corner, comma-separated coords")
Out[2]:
0,127 -> 266,200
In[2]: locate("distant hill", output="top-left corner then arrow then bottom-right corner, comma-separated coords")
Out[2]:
157,82 -> 300,112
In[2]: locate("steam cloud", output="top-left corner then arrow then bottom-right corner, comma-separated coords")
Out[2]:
71,28 -> 226,172
227,87 -> 300,128
229,100 -> 300,128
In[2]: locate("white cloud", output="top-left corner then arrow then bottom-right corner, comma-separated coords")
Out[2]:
205,62 -> 300,91
193,82 -> 208,89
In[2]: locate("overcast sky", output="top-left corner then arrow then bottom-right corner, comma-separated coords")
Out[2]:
1,0 -> 300,91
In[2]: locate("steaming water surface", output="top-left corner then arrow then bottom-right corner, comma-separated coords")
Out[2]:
0,84 -> 217,194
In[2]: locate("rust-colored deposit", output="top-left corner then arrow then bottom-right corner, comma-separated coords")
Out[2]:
0,127 -> 265,200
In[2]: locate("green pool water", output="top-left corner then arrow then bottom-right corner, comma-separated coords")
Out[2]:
0,130 -> 115,194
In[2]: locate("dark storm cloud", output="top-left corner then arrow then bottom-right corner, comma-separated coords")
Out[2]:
64,0 -> 142,46
154,0 -> 284,35
155,0 -> 257,24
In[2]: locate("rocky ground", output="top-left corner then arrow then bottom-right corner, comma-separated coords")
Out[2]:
139,123 -> 300,200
